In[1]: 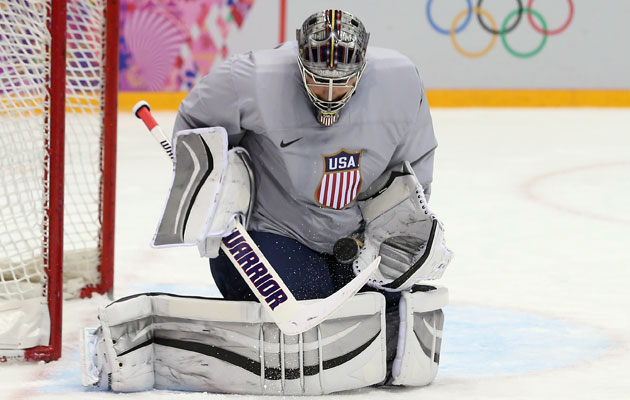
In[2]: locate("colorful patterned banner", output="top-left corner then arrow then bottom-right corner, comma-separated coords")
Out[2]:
119,0 -> 255,91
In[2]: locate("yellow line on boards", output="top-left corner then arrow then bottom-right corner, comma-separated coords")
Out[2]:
425,90 -> 630,107
118,92 -> 187,112
118,90 -> 630,111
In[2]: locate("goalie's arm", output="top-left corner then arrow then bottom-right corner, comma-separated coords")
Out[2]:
173,54 -> 255,146
387,73 -> 437,201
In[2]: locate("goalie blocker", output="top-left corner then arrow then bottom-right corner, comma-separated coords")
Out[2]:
81,287 -> 448,394
151,126 -> 254,258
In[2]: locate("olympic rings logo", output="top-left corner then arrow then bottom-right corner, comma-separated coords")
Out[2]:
426,0 -> 574,58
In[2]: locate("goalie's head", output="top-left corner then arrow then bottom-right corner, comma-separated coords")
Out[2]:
296,10 -> 369,126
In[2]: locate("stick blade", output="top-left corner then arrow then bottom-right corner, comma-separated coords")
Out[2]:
277,256 -> 381,335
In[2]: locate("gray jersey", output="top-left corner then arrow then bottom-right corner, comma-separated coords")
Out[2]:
173,41 -> 437,254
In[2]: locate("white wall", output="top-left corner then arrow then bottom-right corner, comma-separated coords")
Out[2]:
226,0 -> 630,89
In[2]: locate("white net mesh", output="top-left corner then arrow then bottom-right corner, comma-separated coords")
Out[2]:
0,0 -> 106,307
0,0 -> 51,302
63,0 -> 107,295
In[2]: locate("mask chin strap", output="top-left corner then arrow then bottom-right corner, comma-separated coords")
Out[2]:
317,111 -> 339,127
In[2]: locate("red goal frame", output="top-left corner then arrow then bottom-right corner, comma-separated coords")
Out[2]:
20,0 -> 119,362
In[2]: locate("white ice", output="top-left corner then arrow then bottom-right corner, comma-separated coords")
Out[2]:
1,108 -> 629,399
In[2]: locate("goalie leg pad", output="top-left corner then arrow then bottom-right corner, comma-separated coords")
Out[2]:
390,285 -> 448,386
82,292 -> 387,395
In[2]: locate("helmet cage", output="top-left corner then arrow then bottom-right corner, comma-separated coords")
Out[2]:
297,56 -> 366,114
296,10 -> 369,124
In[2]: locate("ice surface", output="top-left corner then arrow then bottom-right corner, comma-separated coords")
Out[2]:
1,108 -> 629,399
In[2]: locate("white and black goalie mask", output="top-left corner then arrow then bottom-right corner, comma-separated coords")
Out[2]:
297,9 -> 369,126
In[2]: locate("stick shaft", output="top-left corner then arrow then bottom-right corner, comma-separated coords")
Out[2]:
134,103 -> 174,160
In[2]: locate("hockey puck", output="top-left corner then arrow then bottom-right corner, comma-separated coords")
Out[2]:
333,237 -> 362,264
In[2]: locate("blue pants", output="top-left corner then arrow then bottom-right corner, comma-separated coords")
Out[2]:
210,231 -> 401,310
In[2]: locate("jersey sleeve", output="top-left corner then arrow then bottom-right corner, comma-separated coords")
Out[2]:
173,53 -> 257,146
388,75 -> 437,201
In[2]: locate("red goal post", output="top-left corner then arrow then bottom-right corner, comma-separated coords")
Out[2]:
0,0 -> 118,362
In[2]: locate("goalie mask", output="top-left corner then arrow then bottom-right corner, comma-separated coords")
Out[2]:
296,10 -> 369,126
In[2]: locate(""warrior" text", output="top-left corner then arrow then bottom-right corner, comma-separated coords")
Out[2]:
222,231 -> 288,310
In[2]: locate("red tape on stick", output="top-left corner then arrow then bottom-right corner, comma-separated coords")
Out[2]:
136,106 -> 158,131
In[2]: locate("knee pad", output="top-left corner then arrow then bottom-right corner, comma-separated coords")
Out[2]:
390,285 -> 448,386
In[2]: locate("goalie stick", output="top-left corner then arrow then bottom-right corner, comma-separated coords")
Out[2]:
132,100 -> 380,335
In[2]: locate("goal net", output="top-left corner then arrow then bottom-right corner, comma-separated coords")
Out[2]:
0,0 -> 117,362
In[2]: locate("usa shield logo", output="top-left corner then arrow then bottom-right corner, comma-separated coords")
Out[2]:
315,149 -> 362,210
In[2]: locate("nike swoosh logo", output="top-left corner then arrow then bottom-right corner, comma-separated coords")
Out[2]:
280,137 -> 303,148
